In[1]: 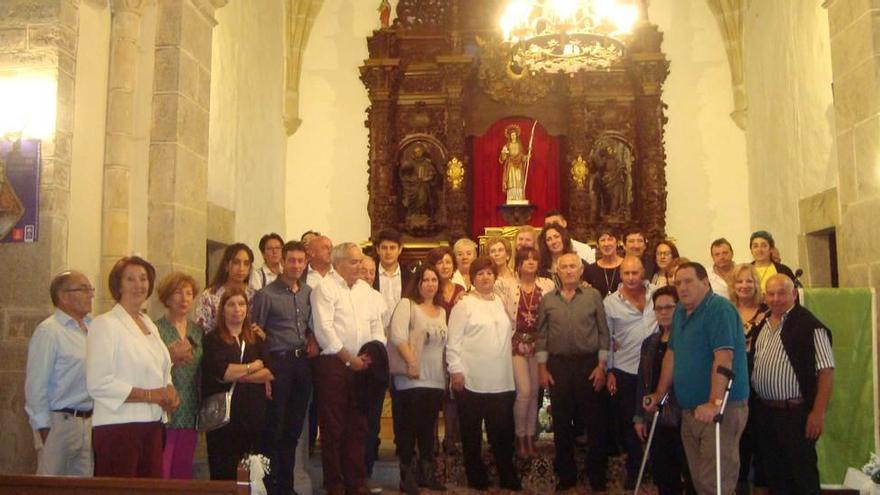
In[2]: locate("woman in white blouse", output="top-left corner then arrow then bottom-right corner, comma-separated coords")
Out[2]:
87,257 -> 179,478
390,264 -> 448,494
447,256 -> 521,491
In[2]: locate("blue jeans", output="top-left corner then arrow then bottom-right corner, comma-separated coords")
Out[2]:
263,352 -> 313,495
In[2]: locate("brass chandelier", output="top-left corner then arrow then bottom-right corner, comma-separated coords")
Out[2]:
499,0 -> 640,76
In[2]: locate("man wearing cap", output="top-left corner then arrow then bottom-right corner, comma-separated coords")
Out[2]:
749,230 -> 795,295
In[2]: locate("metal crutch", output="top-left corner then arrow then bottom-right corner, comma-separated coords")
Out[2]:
633,392 -> 669,494
714,366 -> 736,495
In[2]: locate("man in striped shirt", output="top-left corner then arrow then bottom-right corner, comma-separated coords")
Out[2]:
752,274 -> 834,495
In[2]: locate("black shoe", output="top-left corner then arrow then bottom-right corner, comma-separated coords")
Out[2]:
555,479 -> 577,492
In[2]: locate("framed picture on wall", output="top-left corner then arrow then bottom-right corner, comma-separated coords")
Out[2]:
0,139 -> 41,243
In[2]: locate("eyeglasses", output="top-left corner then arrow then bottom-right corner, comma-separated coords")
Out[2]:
654,304 -> 676,311
63,286 -> 96,293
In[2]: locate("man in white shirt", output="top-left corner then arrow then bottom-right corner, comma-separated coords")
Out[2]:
311,243 -> 386,495
544,210 -> 596,263
25,271 -> 95,476
249,232 -> 284,291
708,237 -> 735,300
305,235 -> 334,289
603,256 -> 657,488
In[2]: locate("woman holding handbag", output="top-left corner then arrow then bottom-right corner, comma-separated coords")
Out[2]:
201,288 -> 274,480
389,264 -> 448,494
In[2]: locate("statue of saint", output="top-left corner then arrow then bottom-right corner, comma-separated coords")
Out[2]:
499,124 -> 528,203
378,0 -> 391,28
592,144 -> 632,217
399,144 -> 438,220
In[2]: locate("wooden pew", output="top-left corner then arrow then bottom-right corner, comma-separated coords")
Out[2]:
0,469 -> 250,495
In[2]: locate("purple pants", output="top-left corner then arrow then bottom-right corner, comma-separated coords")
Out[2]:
162,428 -> 198,479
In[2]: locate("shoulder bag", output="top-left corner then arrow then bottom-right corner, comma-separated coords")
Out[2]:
197,339 -> 246,432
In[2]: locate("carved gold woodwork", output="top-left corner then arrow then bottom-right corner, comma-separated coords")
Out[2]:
446,157 -> 464,190
362,0 -> 670,248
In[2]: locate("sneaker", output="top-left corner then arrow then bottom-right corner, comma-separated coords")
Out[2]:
366,478 -> 382,494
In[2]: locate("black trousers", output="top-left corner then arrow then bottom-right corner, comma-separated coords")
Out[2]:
456,388 -> 519,489
547,354 -> 608,491
609,368 -> 641,477
263,352 -> 312,495
754,401 -> 820,495
395,387 -> 444,465
650,422 -> 696,495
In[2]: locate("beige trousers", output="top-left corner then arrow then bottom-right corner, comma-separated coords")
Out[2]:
33,411 -> 93,476
680,402 -> 748,495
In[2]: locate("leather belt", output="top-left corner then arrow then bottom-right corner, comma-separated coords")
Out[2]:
53,408 -> 93,418
760,398 -> 804,409
270,347 -> 308,359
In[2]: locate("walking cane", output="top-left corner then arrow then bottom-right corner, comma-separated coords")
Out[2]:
633,392 -> 669,494
714,366 -> 736,495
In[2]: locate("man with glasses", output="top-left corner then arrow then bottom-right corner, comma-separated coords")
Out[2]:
645,262 -> 749,494
25,271 -> 96,475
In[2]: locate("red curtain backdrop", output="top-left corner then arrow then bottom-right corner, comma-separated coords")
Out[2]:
471,118 -> 560,238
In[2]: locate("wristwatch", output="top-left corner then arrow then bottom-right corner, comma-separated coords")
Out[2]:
712,398 -> 723,407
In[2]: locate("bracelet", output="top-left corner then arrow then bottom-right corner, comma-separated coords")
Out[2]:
146,389 -> 151,403
246,363 -> 251,374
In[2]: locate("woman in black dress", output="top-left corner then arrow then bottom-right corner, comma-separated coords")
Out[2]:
202,287 -> 274,480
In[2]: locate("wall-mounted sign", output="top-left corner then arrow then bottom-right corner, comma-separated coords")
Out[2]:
0,139 -> 41,243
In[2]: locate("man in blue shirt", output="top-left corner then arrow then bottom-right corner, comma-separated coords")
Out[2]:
645,262 -> 749,494
25,270 -> 95,475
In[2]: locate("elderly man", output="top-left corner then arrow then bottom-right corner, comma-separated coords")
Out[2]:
251,241 -> 315,495
751,274 -> 833,494
604,256 -> 657,488
311,243 -> 386,495
25,271 -> 96,475
544,210 -> 595,263
250,232 -> 285,291
646,262 -> 749,494
537,253 -> 610,493
708,238 -> 735,300
305,235 -> 334,289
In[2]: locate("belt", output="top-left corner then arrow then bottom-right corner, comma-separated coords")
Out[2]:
53,408 -> 93,418
760,397 -> 804,409
270,347 -> 308,359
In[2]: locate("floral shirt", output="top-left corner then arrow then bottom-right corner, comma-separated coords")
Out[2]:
194,286 -> 255,334
156,317 -> 203,429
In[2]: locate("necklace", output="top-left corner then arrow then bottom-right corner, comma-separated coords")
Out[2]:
602,267 -> 618,293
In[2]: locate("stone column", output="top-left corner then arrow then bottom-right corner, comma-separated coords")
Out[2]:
98,0 -> 154,310
0,0 -> 79,473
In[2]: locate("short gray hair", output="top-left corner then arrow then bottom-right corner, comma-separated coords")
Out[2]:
453,237 -> 477,252
331,242 -> 361,265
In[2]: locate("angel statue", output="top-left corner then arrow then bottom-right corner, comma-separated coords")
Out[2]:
499,124 -> 530,203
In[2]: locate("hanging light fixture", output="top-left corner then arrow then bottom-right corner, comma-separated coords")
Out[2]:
499,0 -> 640,76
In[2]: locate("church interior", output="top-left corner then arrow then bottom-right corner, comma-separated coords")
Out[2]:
0,0 -> 878,492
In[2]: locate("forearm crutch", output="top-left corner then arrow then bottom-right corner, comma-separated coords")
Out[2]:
714,366 -> 736,495
633,392 -> 669,494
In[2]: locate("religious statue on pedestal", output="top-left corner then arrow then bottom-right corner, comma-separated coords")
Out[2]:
399,143 -> 439,230
499,123 -> 531,204
589,137 -> 634,219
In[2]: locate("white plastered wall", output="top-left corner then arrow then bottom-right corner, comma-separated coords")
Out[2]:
650,0 -> 750,267
209,0 -> 288,249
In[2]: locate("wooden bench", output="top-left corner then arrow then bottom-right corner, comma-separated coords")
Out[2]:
0,471 -> 250,495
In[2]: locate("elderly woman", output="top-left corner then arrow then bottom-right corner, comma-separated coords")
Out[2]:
154,272 -> 202,479
391,264 -> 448,494
447,256 -> 521,491
503,246 -> 555,458
201,288 -> 273,480
634,286 -> 695,495
729,263 -> 770,494
87,257 -> 178,478
486,236 -> 516,283
651,240 -> 680,287
195,243 -> 255,333
451,237 -> 477,290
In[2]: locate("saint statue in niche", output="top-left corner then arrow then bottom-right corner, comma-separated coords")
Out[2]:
399,143 -> 438,228
499,124 -> 529,203
589,137 -> 634,220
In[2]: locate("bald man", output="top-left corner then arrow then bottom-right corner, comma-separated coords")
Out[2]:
603,256 -> 657,488
751,274 -> 834,494
305,235 -> 334,289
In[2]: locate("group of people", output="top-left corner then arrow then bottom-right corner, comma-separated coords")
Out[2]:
24,210 -> 834,495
